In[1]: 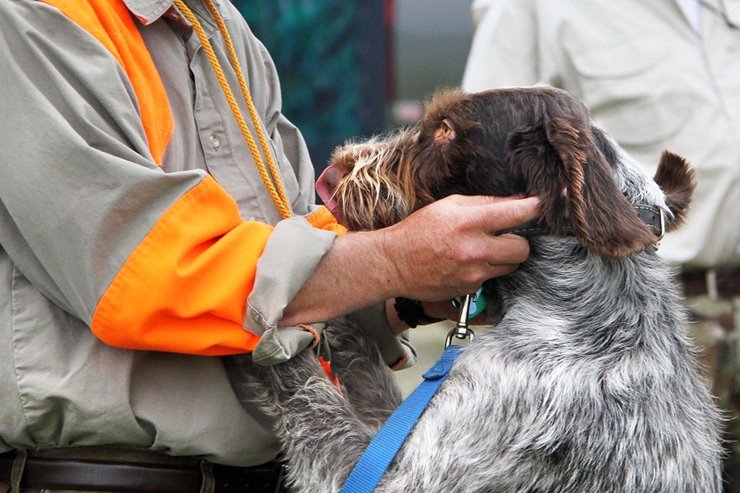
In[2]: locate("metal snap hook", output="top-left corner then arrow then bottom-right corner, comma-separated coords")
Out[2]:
445,293 -> 476,348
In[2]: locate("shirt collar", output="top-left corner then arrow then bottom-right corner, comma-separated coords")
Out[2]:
124,0 -> 236,47
122,0 -> 231,27
123,0 -> 174,25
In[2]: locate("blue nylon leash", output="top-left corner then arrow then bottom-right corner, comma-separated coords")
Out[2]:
339,344 -> 463,493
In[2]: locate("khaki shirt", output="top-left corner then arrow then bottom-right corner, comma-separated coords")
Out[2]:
0,0 -> 411,465
463,0 -> 740,268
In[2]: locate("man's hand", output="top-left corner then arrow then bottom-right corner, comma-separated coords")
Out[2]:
380,195 -> 538,301
280,195 -> 539,327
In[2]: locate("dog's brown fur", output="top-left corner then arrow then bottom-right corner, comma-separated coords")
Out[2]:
330,88 -> 694,258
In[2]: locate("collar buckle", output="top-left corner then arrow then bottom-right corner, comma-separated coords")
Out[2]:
657,208 -> 666,241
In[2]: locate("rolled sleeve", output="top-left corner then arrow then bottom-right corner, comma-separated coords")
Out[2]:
247,216 -> 337,363
246,214 -> 415,368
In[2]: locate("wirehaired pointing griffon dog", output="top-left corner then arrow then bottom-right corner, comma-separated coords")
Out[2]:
227,87 -> 722,492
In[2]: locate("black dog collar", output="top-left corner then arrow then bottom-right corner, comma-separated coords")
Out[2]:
498,204 -> 666,240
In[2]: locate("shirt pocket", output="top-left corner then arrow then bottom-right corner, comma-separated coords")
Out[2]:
570,36 -> 689,148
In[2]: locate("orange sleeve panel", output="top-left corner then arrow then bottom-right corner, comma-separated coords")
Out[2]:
305,206 -> 347,235
41,0 -> 346,355
39,0 -> 173,165
91,176 -> 272,355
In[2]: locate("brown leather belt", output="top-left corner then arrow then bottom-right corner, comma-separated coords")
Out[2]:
680,267 -> 740,299
0,451 -> 285,493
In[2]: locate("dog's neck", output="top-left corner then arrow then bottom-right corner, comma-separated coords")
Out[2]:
489,239 -> 685,359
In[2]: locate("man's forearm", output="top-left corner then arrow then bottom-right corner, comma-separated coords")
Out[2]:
280,195 -> 539,327
279,229 -> 398,326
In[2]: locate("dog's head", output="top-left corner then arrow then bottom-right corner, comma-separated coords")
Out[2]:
318,87 -> 694,258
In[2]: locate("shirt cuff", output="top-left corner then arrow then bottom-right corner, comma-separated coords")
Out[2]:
246,215 -> 336,364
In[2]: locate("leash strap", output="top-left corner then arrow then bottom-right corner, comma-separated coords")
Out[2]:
340,345 -> 462,493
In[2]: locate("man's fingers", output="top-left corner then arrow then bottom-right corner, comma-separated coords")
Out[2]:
485,233 -> 531,265
486,263 -> 520,278
477,196 -> 541,233
445,194 -> 527,207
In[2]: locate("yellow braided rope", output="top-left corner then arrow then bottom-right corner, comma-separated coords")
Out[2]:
172,0 -> 293,219
201,0 -> 293,216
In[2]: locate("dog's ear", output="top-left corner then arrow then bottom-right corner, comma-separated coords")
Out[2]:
507,116 -> 656,258
409,92 -> 483,206
653,151 -> 695,232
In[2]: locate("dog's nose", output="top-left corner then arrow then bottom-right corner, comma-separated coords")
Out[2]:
316,163 -> 344,212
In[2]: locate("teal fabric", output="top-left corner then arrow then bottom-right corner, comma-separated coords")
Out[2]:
235,1 -> 360,147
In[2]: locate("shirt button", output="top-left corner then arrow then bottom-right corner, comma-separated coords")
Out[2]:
209,134 -> 221,149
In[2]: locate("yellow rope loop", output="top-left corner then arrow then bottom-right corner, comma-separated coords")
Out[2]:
202,0 -> 293,215
172,0 -> 292,219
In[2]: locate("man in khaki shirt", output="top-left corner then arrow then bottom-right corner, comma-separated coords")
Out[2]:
0,0 -> 538,490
